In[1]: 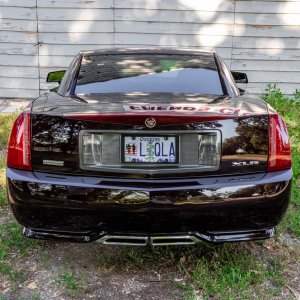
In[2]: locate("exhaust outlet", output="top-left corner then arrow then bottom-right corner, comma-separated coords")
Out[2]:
97,234 -> 200,246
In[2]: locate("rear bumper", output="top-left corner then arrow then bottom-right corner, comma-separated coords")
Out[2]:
7,168 -> 292,243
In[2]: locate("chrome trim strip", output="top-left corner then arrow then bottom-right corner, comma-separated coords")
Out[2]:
150,235 -> 200,246
96,230 -> 275,246
22,227 -> 275,245
202,228 -> 276,242
22,227 -> 96,242
97,235 -> 148,246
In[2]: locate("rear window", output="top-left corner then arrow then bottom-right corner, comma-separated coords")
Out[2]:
75,54 -> 223,95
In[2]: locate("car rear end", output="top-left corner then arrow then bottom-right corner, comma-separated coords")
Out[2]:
6,49 -> 292,245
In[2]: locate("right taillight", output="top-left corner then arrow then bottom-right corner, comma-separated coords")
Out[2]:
7,112 -> 31,170
268,114 -> 291,172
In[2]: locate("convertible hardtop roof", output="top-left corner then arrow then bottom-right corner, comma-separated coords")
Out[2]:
82,48 -> 216,57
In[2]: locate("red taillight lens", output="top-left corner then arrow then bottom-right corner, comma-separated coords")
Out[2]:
268,114 -> 291,172
7,112 -> 31,170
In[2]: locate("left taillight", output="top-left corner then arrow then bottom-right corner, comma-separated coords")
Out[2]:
7,112 -> 31,170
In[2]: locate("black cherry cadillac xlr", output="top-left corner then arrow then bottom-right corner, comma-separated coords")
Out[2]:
6,49 -> 292,246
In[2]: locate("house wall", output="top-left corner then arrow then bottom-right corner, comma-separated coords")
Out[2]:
0,0 -> 299,98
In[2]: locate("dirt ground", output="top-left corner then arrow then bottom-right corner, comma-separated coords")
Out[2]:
0,206 -> 300,300
0,207 -> 186,300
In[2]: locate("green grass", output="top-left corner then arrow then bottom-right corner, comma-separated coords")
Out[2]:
178,244 -> 285,299
0,87 -> 299,299
0,222 -> 41,263
53,269 -> 87,297
0,156 -> 7,207
0,113 -> 17,207
0,113 -> 18,150
0,222 -> 41,291
94,242 -> 290,299
262,84 -> 300,237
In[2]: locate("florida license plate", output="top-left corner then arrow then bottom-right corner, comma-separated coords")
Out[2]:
123,135 -> 178,164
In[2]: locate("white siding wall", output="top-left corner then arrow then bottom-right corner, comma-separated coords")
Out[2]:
0,0 -> 39,98
0,0 -> 299,98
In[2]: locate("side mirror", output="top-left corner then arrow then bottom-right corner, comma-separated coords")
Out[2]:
46,70 -> 66,84
231,71 -> 248,84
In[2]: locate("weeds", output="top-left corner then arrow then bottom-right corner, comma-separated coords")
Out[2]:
53,269 -> 87,297
0,113 -> 17,150
0,113 -> 16,207
262,84 -> 300,237
176,243 -> 287,299
0,86 -> 299,299
0,156 -> 6,207
0,222 -> 41,292
0,222 -> 41,258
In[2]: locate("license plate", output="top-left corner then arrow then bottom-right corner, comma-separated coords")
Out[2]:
122,135 -> 178,164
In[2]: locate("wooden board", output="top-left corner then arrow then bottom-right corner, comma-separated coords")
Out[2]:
232,49 -> 300,60
1,7 -> 36,20
244,83 -> 299,95
38,21 -> 114,33
0,43 -> 37,55
236,1 -> 300,14
0,31 -> 37,44
0,88 -> 39,98
37,8 -> 114,21
0,66 -> 39,78
37,0 -> 113,8
0,0 -> 35,7
39,44 -> 110,56
0,54 -> 38,67
114,0 -> 235,12
236,13 -> 300,26
114,33 -> 233,47
38,32 -> 113,44
232,59 -> 300,71
0,19 -> 36,31
115,9 -> 234,24
0,77 -> 39,89
234,25 -> 300,38
115,21 -> 233,35
1,0 -> 300,98
233,37 -> 300,49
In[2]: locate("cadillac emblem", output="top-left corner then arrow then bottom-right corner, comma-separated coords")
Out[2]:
145,117 -> 156,128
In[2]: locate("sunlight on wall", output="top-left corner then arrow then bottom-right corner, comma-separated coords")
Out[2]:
278,1 -> 300,25
1,0 -> 300,97
69,9 -> 95,38
178,0 -> 232,11
257,39 -> 285,55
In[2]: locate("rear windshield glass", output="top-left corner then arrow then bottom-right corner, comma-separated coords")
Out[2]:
75,54 -> 223,95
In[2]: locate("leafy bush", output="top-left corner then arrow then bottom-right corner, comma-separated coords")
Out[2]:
263,84 -> 300,236
0,113 -> 18,206
0,113 -> 18,150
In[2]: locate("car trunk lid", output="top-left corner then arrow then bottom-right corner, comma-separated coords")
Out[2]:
30,92 -> 269,178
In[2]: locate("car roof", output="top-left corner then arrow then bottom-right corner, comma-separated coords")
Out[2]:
82,48 -> 216,57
